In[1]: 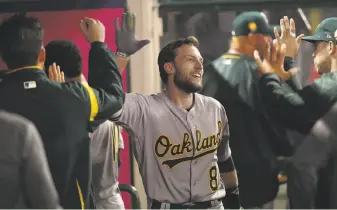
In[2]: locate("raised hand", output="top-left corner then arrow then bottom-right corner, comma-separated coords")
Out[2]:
274,16 -> 304,57
79,17 -> 105,43
254,40 -> 298,81
48,63 -> 65,83
114,12 -> 150,57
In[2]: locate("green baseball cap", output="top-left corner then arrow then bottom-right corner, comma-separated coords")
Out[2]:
232,11 -> 273,36
302,17 -> 337,43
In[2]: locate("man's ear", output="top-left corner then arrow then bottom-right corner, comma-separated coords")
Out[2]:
164,62 -> 175,76
329,41 -> 336,55
38,46 -> 46,66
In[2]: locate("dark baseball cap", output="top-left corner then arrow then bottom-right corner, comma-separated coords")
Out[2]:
302,17 -> 337,43
232,11 -> 273,36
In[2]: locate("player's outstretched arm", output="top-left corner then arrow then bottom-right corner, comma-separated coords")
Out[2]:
110,12 -> 152,134
114,12 -> 150,72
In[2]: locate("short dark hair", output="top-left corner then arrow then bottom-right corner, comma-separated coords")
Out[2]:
45,40 -> 82,78
158,36 -> 199,84
0,14 -> 43,69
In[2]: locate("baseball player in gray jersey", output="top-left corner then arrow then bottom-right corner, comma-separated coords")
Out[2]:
90,121 -> 125,209
112,12 -> 240,209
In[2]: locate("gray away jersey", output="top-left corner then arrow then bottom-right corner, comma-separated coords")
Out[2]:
114,92 -> 231,204
89,121 -> 125,209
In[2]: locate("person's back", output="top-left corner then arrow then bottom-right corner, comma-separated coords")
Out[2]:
0,14 -> 125,209
0,111 -> 62,209
0,74 -> 93,208
44,39 -> 126,209
203,53 -> 280,208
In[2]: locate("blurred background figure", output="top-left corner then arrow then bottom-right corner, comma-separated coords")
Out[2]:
200,11 -> 299,209
0,111 -> 61,209
256,16 -> 337,209
287,101 -> 337,209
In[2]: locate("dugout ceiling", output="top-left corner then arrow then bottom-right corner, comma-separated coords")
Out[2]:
159,0 -> 337,16
0,0 -> 125,13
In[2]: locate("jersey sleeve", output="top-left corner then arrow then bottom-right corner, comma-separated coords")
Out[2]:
87,41 -> 125,121
111,93 -> 150,138
23,121 -> 62,209
60,42 -> 125,130
217,105 -> 231,162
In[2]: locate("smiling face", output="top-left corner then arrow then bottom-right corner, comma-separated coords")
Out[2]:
171,44 -> 204,93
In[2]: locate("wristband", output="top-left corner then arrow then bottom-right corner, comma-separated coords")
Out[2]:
116,51 -> 129,58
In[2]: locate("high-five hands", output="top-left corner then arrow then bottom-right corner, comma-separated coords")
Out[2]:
79,17 -> 105,43
274,16 -> 304,57
254,40 -> 298,81
48,63 -> 65,83
114,12 -> 150,57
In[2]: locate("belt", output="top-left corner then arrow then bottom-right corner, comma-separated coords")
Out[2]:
151,199 -> 221,209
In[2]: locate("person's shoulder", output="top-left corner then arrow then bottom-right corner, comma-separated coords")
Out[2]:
196,93 -> 223,109
42,79 -> 84,95
0,111 -> 33,133
46,80 -> 91,102
127,92 -> 163,103
214,53 -> 255,65
320,71 -> 337,80
310,71 -> 337,90
127,92 -> 161,97
212,53 -> 257,73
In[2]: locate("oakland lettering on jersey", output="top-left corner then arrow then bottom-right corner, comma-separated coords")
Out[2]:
154,121 -> 223,169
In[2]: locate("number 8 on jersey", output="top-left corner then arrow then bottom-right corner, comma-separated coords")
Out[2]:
209,165 -> 219,192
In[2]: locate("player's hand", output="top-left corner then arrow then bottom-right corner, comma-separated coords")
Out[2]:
79,17 -> 105,43
274,16 -> 304,57
114,12 -> 150,57
48,63 -> 65,83
254,40 -> 298,81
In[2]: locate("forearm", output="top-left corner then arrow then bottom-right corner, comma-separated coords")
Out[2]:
88,42 -> 123,90
218,157 -> 238,188
259,73 -> 310,133
87,42 -> 126,121
116,55 -> 129,73
220,170 -> 238,188
218,157 -> 240,209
